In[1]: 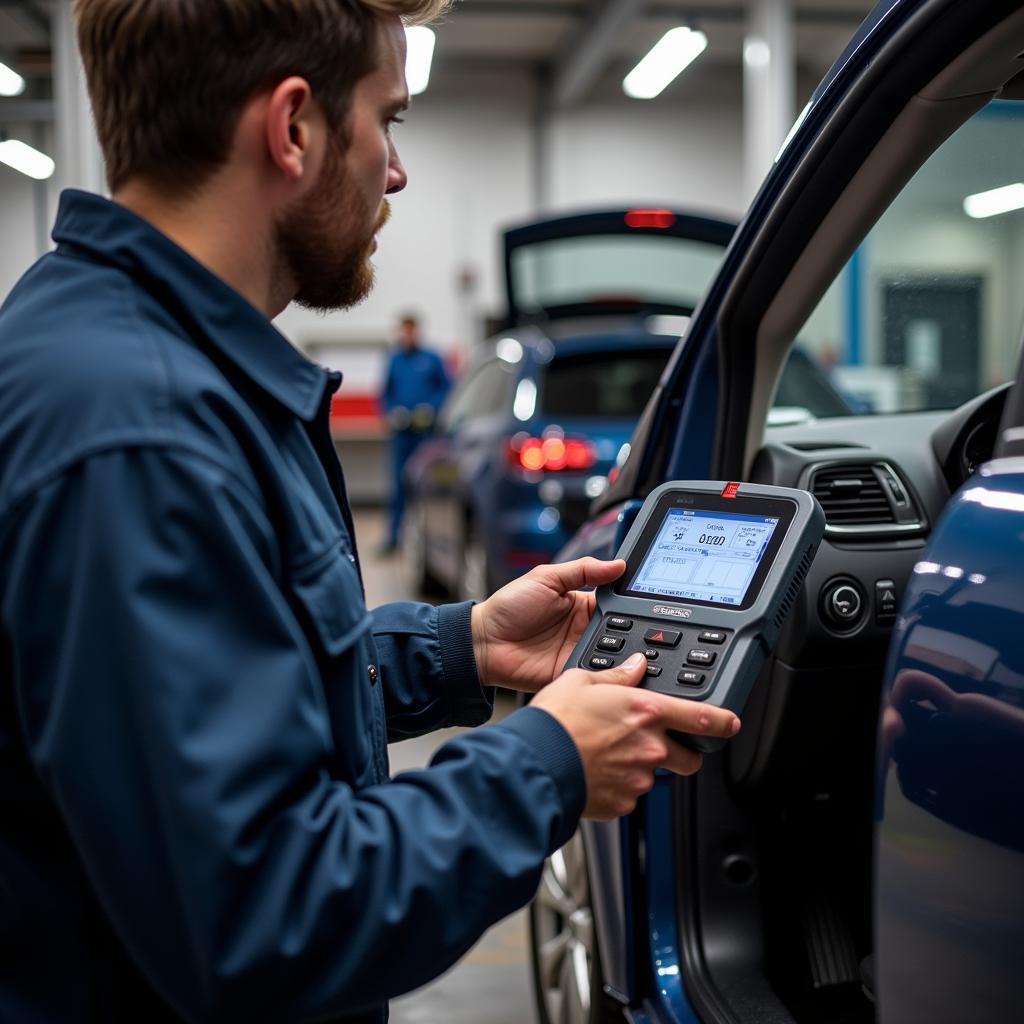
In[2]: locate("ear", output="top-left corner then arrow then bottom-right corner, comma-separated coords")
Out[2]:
264,76 -> 322,182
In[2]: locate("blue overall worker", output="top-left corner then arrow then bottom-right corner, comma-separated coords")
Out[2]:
381,313 -> 450,552
0,2 -> 741,1022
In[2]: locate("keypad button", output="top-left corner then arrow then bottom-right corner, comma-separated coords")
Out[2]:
686,649 -> 716,667
677,670 -> 706,686
589,655 -> 616,669
597,635 -> 625,652
697,630 -> 727,645
643,648 -> 659,660
607,616 -> 633,631
643,628 -> 681,648
645,664 -> 662,678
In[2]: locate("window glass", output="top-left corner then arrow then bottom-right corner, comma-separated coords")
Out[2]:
540,345 -> 854,422
512,235 -> 726,316
540,348 -> 670,418
442,359 -> 515,429
791,101 -> 1024,415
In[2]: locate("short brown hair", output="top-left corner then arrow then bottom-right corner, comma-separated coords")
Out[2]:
73,0 -> 450,193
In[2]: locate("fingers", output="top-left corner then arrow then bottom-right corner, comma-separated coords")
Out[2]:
661,738 -> 704,776
654,693 -> 740,739
536,557 -> 627,594
595,651 -> 647,687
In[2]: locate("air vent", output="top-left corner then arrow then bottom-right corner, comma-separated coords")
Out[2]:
809,461 -> 925,537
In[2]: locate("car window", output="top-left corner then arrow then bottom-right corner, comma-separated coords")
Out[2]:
539,345 -> 852,422
539,348 -> 670,419
793,100 -> 1024,415
442,358 -> 515,430
512,235 -> 726,317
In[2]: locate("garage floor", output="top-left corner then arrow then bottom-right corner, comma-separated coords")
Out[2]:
356,509 -> 535,1024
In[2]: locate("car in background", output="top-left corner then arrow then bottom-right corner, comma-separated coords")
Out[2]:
523,3 -> 1024,1024
403,210 -> 852,601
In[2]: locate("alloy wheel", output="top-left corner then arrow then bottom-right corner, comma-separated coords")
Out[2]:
532,831 -> 595,1024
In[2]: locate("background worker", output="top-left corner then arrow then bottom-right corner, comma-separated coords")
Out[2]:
381,312 -> 450,552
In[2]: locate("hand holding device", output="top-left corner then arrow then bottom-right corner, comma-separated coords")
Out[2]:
530,654 -> 740,820
565,481 -> 825,752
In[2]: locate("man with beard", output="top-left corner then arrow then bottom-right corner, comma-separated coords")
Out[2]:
0,2 -> 740,1022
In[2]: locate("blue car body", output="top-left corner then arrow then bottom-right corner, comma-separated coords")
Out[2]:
545,2 -> 1024,1024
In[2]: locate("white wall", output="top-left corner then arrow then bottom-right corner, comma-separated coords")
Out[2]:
1,69 -> 749,362
0,167 -> 45,302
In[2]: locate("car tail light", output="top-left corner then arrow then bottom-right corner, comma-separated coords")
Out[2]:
507,433 -> 598,473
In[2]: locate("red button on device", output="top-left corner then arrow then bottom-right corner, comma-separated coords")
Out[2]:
722,481 -> 741,499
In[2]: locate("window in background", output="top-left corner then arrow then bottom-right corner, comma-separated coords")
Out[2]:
793,100 -> 1024,415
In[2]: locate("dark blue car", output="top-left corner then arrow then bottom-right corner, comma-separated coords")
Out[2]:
527,3 -> 1024,1024
403,212 -> 851,602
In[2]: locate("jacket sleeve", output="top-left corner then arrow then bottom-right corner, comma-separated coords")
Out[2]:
370,600 -> 496,740
2,444 -> 586,1023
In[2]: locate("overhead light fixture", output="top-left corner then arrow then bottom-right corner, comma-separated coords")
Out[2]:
963,182 -> 1024,219
0,138 -> 55,180
0,61 -> 26,97
623,26 -> 708,100
405,25 -> 436,96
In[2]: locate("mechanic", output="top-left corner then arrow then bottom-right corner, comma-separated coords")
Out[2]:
0,1 -> 740,1021
380,312 -> 450,553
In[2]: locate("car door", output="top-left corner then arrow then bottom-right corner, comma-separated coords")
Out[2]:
874,364 -> 1024,1024
555,2 -> 1024,1022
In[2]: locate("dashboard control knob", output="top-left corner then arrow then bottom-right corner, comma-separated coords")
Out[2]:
822,580 -> 864,629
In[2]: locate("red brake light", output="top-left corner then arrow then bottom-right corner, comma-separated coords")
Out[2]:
507,434 -> 597,473
625,209 -> 676,230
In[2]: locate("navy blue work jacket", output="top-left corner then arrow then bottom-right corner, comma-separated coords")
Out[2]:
0,191 -> 585,1023
381,347 -> 450,419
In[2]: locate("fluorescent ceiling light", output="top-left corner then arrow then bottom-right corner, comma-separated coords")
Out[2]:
405,26 -> 436,96
623,27 -> 707,100
963,182 -> 1024,219
0,138 -> 55,180
0,61 -> 25,97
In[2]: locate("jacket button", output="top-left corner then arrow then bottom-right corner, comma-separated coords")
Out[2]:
368,664 -> 378,686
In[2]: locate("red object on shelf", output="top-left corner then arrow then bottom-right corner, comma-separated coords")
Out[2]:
329,394 -> 383,437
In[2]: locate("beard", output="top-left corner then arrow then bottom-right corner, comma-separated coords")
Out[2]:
275,138 -> 390,313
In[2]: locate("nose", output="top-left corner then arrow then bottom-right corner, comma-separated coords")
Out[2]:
386,140 -> 407,195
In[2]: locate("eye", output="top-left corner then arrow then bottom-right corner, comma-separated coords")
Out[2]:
386,116 -> 405,135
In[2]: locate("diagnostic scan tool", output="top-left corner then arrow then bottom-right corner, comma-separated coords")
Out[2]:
570,481 -> 825,752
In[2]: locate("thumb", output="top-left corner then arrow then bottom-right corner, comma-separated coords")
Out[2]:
600,652 -> 647,687
538,557 -> 627,595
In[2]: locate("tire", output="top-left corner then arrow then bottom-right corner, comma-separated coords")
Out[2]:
528,830 -> 624,1024
404,502 -> 447,598
458,520 -> 493,604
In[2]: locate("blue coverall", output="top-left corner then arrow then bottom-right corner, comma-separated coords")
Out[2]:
381,345 -> 450,547
0,191 -> 585,1023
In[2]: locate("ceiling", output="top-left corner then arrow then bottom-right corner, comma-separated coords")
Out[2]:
0,0 -> 880,118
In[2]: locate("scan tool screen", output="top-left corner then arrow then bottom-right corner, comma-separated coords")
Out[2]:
626,509 -> 781,607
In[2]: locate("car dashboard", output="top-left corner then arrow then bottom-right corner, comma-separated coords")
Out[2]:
749,384 -> 1010,669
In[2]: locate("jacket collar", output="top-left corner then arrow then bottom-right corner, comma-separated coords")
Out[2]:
52,189 -> 332,421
